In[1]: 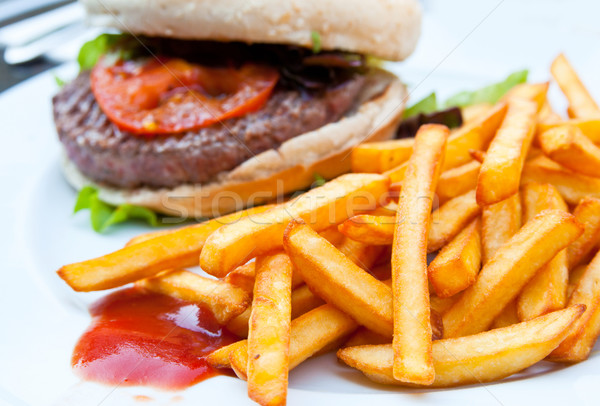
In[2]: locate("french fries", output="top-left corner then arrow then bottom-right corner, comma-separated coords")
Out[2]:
538,118 -> 600,144
517,183 -> 569,321
226,284 -> 324,338
538,101 -> 562,124
337,214 -> 395,246
247,253 -> 292,406
137,269 -> 250,325
538,125 -> 600,177
443,210 -> 583,337
568,197 -> 600,269
283,220 -> 441,340
224,260 -> 304,297
338,189 -> 480,253
461,103 -> 492,124
502,82 -> 549,111
338,305 -> 584,387
549,250 -> 600,362
386,102 -> 507,185
213,304 -> 358,376
284,219 -> 392,336
428,189 -> 481,252
492,299 -> 520,329
200,173 -> 389,277
344,328 -> 390,348
481,193 -> 522,264
224,262 -> 256,294
436,160 -> 481,204
58,206 -> 271,291
551,53 -> 600,119
59,55 -> 600,403
351,138 -> 413,173
289,285 -> 325,320
428,218 -> 481,298
568,265 -> 588,299
227,236 -> 375,339
441,101 -> 508,170
476,98 -> 538,205
391,124 -> 447,384
336,236 -> 384,271
522,156 -> 600,204
429,294 -> 461,316
206,340 -> 247,369
318,226 -> 347,247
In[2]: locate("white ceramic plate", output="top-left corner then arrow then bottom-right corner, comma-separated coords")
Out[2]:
2,1 -> 600,405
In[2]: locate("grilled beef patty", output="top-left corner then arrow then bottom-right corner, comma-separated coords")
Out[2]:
53,71 -> 366,188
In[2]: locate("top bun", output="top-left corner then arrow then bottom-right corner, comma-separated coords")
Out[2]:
80,0 -> 422,61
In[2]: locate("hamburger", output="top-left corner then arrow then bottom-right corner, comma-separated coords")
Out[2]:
53,0 -> 422,218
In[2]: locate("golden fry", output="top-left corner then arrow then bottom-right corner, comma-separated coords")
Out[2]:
476,98 -> 538,205
338,305 -> 584,387
429,294 -> 461,316
481,193 -> 522,264
568,265 -> 588,299
336,236 -> 384,271
441,102 -> 508,171
549,250 -> 600,362
461,103 -> 492,124
428,218 -> 481,298
502,82 -> 549,111
429,189 -> 481,252
339,189 -> 480,253
538,118 -> 600,144
443,210 -> 582,337
224,262 -> 256,295
538,101 -> 562,124
551,53 -> 600,119
522,156 -> 600,204
436,160 -> 481,204
568,197 -> 600,269
538,125 -> 600,177
386,103 -> 507,185
338,214 -> 396,246
351,138 -> 414,173
391,124 -> 448,384
344,328 -> 390,348
200,173 -> 389,277
517,183 -> 569,321
226,284 -> 324,338
491,299 -> 520,329
137,269 -> 250,325
58,206 -> 271,291
247,253 -> 293,406
284,219 -> 392,336
206,340 -> 247,369
283,220 -> 440,340
221,304 -> 359,379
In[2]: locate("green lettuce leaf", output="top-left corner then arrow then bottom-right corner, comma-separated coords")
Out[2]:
311,31 -> 322,54
53,73 -> 66,88
77,33 -> 127,71
312,173 -> 327,187
74,186 -> 158,232
444,69 -> 529,108
403,92 -> 438,118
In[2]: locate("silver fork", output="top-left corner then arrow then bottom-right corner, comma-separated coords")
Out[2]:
1,2 -> 87,65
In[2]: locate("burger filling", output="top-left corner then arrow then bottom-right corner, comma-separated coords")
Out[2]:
53,37 -> 374,188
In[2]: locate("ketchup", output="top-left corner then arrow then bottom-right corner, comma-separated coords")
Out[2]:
72,287 -> 237,389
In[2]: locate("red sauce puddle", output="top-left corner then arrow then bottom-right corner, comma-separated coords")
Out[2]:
72,287 -> 237,390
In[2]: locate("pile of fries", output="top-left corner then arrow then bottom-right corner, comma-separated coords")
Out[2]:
58,54 -> 600,405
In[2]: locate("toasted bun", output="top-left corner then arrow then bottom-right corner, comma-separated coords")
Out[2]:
62,70 -> 406,218
80,0 -> 421,61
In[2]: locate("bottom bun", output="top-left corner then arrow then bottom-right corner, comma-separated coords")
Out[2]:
61,69 -> 406,219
